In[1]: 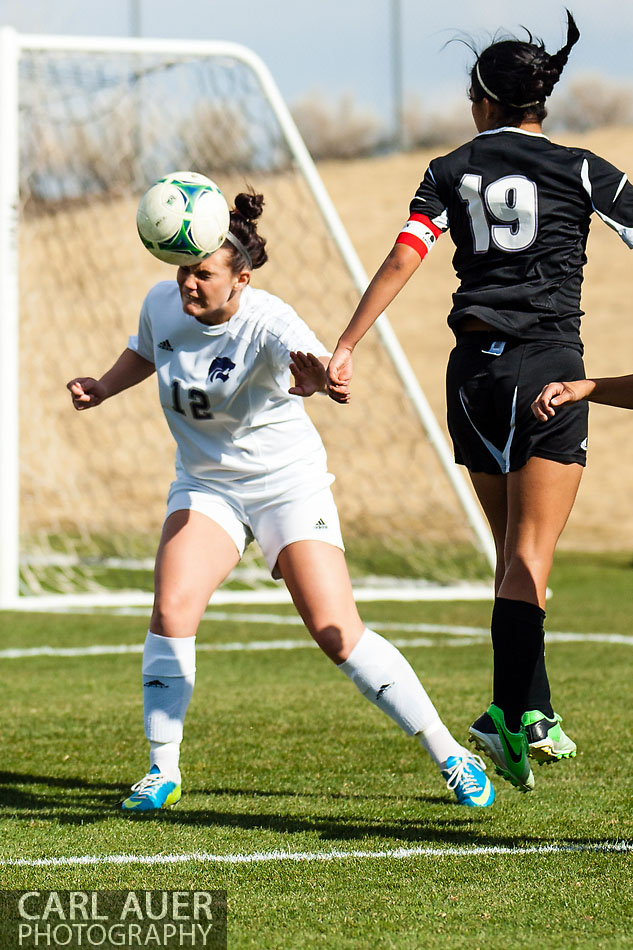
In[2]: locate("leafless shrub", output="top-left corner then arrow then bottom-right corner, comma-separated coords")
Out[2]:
21,99 -> 152,200
403,93 -> 474,149
549,74 -> 633,132
291,92 -> 385,160
174,102 -> 260,173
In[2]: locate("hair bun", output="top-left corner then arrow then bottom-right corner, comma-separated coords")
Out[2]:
233,192 -> 265,221
226,191 -> 268,270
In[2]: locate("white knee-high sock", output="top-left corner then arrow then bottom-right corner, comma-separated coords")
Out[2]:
142,631 -> 196,778
338,628 -> 464,768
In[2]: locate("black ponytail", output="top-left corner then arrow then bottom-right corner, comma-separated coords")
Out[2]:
547,9 -> 580,83
470,9 -> 580,123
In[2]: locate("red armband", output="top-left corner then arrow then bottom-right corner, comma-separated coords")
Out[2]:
396,213 -> 443,260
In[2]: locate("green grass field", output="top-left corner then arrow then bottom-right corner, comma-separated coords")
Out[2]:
2,551 -> 633,948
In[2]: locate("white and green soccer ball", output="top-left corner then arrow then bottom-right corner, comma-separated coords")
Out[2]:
136,171 -> 230,265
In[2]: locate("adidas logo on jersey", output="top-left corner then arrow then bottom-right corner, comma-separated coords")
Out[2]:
158,339 -> 173,351
314,518 -> 328,529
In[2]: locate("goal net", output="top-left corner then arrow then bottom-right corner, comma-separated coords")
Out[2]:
0,31 -> 494,608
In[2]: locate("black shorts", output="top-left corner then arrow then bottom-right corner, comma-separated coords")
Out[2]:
446,333 -> 588,475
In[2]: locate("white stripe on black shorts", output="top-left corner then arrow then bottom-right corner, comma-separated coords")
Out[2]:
446,333 -> 588,475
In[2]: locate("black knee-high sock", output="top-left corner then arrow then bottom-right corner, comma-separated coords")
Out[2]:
491,597 -> 546,732
525,616 -> 554,719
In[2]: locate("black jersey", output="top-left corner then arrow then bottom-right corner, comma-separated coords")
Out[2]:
396,127 -> 633,344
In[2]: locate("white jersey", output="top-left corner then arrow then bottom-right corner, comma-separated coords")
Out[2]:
128,282 -> 330,486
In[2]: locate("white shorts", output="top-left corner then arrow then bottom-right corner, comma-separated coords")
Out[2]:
165,474 -> 344,579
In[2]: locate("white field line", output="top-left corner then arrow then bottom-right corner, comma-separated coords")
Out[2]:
8,585 -> 495,610
0,639 -> 433,659
2,841 -> 632,869
1,617 -> 632,660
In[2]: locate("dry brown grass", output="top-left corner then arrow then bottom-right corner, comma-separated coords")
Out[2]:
23,126 -> 633,561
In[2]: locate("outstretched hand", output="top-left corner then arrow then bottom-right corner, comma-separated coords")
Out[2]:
67,377 -> 108,410
531,381 -> 581,421
326,344 -> 353,404
288,351 -> 327,397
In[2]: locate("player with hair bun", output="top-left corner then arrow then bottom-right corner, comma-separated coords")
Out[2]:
67,190 -> 495,813
328,10 -> 633,792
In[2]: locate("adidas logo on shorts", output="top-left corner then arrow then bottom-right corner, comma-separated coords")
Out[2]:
314,518 -> 328,529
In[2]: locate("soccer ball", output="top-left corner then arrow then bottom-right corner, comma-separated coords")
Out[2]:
136,171 -> 230,265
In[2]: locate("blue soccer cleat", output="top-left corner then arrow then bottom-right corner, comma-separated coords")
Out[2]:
121,765 -> 181,813
441,752 -> 495,807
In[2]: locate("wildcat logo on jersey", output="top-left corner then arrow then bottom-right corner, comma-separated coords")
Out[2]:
207,356 -> 236,382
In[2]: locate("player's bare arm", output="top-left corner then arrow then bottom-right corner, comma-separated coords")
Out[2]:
532,375 -> 633,421
585,375 -> 633,408
327,242 -> 421,403
67,348 -> 155,410
288,351 -> 328,397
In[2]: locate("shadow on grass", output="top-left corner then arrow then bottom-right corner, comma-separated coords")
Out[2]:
0,770 -> 122,792
0,769 -> 495,843
189,784 -> 448,803
0,769 -> 125,823
0,769 -> 611,854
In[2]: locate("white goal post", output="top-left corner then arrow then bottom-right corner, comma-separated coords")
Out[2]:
0,28 -> 495,609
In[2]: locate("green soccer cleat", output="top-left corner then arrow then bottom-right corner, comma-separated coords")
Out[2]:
469,703 -> 535,792
522,710 -> 577,764
121,765 -> 181,814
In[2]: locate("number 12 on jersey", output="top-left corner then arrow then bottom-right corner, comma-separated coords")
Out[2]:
458,173 -> 538,253
171,380 -> 214,419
